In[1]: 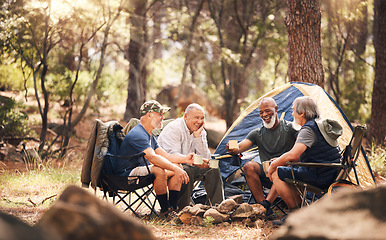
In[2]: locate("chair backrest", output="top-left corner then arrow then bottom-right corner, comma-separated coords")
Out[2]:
102,124 -> 125,175
81,119 -> 120,188
336,125 -> 367,183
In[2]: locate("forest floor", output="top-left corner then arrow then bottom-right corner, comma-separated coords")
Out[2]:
2,90 -> 384,239
0,91 -> 278,239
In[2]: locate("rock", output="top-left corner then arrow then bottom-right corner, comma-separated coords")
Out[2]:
228,195 -> 243,204
217,222 -> 231,227
231,203 -> 257,222
178,206 -> 192,215
191,216 -> 203,226
190,204 -> 210,216
178,212 -> 193,224
0,211 -> 48,240
203,208 -> 229,224
250,204 -> 266,219
255,219 -> 264,228
217,199 -> 238,213
0,143 -> 23,162
22,148 -> 41,165
37,185 -> 155,240
242,218 -> 257,228
271,184 -> 386,240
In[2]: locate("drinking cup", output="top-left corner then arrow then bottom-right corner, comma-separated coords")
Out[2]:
194,154 -> 203,164
228,140 -> 238,150
209,159 -> 219,169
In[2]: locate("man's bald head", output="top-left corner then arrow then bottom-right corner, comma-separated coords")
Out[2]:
258,97 -> 277,109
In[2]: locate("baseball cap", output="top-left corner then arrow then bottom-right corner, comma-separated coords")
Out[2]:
139,100 -> 171,116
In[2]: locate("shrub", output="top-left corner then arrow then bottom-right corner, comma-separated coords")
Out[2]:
369,143 -> 386,178
0,95 -> 29,138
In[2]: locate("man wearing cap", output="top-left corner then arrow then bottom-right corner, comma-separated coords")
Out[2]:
117,100 -> 194,216
157,103 -> 224,209
267,96 -> 343,225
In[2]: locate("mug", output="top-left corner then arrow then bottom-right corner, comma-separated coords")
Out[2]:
228,140 -> 238,150
194,154 -> 203,164
209,159 -> 219,169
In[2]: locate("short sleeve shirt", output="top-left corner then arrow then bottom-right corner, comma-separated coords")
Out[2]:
114,124 -> 159,175
246,120 -> 298,162
295,126 -> 317,148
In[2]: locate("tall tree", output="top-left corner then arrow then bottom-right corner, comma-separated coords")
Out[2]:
322,0 -> 370,122
2,1 -> 66,152
168,0 -> 205,118
370,0 -> 386,146
286,0 -> 324,87
207,0 -> 285,127
124,0 -> 148,120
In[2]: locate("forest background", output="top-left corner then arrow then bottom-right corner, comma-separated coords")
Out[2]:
1,0 -> 386,238
1,0 -> 385,156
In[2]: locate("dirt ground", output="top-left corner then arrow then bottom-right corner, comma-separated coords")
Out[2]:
1,92 -> 278,239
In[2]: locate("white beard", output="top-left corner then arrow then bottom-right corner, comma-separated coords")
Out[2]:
262,112 -> 277,129
292,120 -> 302,130
292,115 -> 302,130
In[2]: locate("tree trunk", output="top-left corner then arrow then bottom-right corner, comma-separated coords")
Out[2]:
124,0 -> 148,121
286,0 -> 324,87
152,1 -> 164,60
370,0 -> 386,146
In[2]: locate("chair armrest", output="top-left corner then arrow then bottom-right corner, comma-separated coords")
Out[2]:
286,162 -> 345,169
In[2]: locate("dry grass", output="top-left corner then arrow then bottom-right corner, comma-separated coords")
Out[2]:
148,221 -> 276,240
0,158 -> 277,239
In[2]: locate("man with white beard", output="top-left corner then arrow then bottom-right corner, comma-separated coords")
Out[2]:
226,97 -> 298,219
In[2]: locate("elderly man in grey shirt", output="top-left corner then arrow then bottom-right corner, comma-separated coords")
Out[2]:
158,103 -> 224,209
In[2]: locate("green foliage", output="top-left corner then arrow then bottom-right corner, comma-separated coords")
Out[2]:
0,95 -> 29,137
0,63 -> 28,91
203,216 -> 215,227
322,0 -> 373,123
369,143 -> 386,177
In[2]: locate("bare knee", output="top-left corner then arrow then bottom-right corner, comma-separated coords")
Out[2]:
243,161 -> 261,176
151,166 -> 167,181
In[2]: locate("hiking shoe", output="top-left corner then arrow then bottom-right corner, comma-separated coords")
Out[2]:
265,207 -> 276,220
159,208 -> 179,221
272,215 -> 287,226
159,209 -> 172,220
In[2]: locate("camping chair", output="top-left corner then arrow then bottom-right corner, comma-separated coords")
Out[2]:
284,124 -> 367,208
229,151 -> 287,215
81,120 -> 158,218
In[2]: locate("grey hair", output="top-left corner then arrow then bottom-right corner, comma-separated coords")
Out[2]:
185,103 -> 205,114
293,96 -> 320,120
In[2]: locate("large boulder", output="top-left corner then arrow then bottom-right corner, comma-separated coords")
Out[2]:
271,184 -> 386,240
0,211 -> 48,240
37,185 -> 155,240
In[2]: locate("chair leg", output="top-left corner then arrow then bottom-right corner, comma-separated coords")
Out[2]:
113,187 -> 158,218
301,187 -> 308,207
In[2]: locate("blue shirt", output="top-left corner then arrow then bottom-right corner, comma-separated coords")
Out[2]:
114,124 -> 159,176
